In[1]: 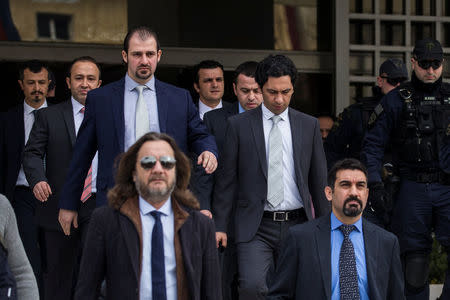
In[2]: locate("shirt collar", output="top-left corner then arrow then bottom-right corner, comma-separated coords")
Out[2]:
24,100 -> 48,115
261,102 -> 288,121
238,102 -> 245,113
139,195 -> 172,217
71,97 -> 84,114
330,211 -> 362,233
199,99 -> 222,111
125,73 -> 155,92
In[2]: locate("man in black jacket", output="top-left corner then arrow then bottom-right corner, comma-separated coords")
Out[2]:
75,132 -> 221,300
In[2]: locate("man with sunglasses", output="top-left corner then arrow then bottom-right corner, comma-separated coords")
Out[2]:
362,38 -> 450,300
75,132 -> 221,300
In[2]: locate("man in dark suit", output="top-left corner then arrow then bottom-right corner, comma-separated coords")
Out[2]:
58,26 -> 218,236
213,55 -> 329,299
23,56 -> 102,300
268,158 -> 405,300
0,60 -> 52,293
203,61 -> 262,300
75,132 -> 221,300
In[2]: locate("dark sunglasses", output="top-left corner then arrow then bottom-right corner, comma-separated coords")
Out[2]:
140,156 -> 176,170
380,76 -> 406,86
417,59 -> 442,70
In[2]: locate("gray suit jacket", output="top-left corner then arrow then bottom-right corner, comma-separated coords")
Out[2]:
213,105 -> 329,243
267,215 -> 405,300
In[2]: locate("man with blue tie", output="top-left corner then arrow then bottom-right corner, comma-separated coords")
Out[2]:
57,26 -> 218,236
268,158 -> 405,300
75,132 -> 221,300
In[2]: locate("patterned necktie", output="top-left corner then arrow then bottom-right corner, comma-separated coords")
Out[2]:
338,224 -> 360,300
79,107 -> 92,203
267,115 -> 284,208
135,85 -> 149,140
150,211 -> 167,300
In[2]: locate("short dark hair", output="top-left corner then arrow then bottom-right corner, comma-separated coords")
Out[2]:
233,61 -> 258,84
255,54 -> 297,88
67,56 -> 102,79
194,60 -> 224,84
327,158 -> 368,189
123,26 -> 160,53
18,60 -> 50,81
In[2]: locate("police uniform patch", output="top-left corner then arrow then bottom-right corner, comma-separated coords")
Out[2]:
367,103 -> 384,128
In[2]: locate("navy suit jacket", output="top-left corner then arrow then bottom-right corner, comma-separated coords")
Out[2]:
0,104 -> 25,201
59,77 -> 217,211
267,215 -> 405,300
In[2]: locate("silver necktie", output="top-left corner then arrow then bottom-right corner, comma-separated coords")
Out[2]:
135,85 -> 149,140
267,115 -> 284,208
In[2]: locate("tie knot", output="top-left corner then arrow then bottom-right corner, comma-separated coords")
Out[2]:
32,109 -> 38,116
135,85 -> 146,94
339,224 -> 356,238
271,115 -> 282,125
80,107 -> 85,114
150,210 -> 163,220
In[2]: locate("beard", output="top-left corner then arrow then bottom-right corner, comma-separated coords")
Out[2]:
135,65 -> 153,81
342,195 -> 363,217
135,175 -> 176,205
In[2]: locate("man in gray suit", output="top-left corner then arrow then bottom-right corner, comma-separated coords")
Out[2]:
213,54 -> 329,299
267,159 -> 404,300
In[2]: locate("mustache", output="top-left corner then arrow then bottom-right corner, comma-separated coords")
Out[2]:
31,91 -> 43,95
344,195 -> 363,207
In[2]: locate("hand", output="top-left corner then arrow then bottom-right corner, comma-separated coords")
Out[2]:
197,151 -> 217,174
200,209 -> 213,219
216,232 -> 227,248
58,209 -> 78,236
33,181 -> 52,202
368,182 -> 386,213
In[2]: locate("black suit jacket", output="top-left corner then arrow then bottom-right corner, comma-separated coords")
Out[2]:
213,106 -> 330,243
23,101 -> 77,230
0,104 -> 27,200
267,215 -> 405,300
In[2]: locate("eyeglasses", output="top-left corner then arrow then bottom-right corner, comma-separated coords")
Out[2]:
417,59 -> 442,70
380,76 -> 406,86
140,156 -> 176,170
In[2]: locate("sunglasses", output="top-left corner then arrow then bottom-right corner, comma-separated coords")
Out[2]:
380,76 -> 406,86
417,59 -> 442,70
140,156 -> 176,170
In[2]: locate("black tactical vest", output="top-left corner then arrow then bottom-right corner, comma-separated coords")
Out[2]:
394,81 -> 450,171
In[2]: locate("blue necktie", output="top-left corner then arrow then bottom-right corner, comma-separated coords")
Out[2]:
339,224 -> 360,300
150,211 -> 166,300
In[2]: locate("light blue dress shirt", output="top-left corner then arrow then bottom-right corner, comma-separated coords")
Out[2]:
139,196 -> 177,300
330,212 -> 369,300
124,74 -> 160,151
261,103 -> 302,211
238,102 -> 245,114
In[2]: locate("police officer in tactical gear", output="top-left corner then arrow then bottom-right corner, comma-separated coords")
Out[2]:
362,38 -> 450,300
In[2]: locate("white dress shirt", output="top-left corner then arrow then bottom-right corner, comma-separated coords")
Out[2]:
71,98 -> 98,193
261,103 -> 303,211
139,196 -> 177,300
16,100 -> 48,187
124,74 -> 160,151
198,99 -> 222,120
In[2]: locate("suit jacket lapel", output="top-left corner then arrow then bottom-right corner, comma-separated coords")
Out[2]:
16,104 -> 25,151
250,106 -> 267,179
316,216 -> 332,299
155,79 -> 168,133
60,100 -> 76,146
363,219 -> 379,299
112,78 -> 126,151
289,109 -> 304,189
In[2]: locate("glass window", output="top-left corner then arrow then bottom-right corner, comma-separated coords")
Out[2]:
380,0 -> 405,14
350,51 -> 374,76
349,0 -> 374,13
350,20 -> 375,45
350,83 -> 373,104
442,23 -> 450,47
37,13 -> 71,40
444,0 -> 450,16
291,73 -> 333,115
380,52 -> 406,67
381,21 -> 405,45
411,22 -> 435,45
410,0 -> 436,16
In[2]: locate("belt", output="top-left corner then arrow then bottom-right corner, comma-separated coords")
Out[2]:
263,208 -> 305,222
